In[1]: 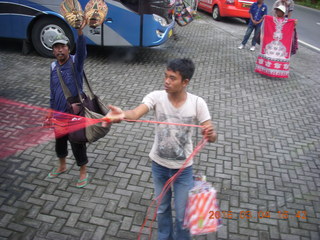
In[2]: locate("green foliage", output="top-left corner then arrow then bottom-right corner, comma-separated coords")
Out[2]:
295,0 -> 320,9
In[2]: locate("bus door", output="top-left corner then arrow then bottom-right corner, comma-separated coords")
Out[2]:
102,0 -> 141,46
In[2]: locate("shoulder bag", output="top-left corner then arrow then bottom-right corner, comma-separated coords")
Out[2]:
56,62 -> 111,143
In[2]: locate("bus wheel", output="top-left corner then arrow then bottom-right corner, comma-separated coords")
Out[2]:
31,17 -> 74,58
212,5 -> 222,21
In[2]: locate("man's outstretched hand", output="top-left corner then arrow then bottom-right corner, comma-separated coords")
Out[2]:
102,105 -> 125,127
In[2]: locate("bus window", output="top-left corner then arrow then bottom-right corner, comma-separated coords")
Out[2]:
119,0 -> 140,13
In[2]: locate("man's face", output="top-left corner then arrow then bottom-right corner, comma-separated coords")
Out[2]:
275,9 -> 285,17
164,69 -> 188,93
53,43 -> 69,62
258,0 -> 263,4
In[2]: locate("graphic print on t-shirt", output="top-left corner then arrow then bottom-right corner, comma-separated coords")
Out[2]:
156,112 -> 194,160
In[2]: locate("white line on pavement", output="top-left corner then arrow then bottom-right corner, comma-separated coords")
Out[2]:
298,39 -> 320,52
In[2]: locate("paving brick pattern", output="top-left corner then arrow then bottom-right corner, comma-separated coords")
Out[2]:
0,12 -> 320,240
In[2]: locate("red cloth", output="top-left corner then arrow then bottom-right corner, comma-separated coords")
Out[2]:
255,15 -> 296,78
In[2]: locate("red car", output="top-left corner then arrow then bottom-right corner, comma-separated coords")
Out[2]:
197,0 -> 255,23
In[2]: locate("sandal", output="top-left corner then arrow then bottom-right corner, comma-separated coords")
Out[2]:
48,167 -> 67,179
76,174 -> 89,188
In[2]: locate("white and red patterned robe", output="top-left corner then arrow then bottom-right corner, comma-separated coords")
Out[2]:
255,15 -> 296,78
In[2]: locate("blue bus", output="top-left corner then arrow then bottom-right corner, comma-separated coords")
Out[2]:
0,0 -> 175,57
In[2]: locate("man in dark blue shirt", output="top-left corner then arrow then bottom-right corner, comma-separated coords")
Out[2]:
47,21 -> 89,188
238,0 -> 268,51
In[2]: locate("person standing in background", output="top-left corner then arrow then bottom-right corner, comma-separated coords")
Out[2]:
273,0 -> 295,18
255,5 -> 297,78
238,0 -> 268,51
272,0 -> 297,54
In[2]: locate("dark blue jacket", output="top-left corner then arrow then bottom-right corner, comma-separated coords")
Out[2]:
50,34 -> 87,113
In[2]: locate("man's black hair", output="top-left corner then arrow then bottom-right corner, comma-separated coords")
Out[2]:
167,58 -> 195,81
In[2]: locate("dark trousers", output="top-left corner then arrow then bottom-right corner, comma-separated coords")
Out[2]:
55,134 -> 88,166
241,24 -> 261,46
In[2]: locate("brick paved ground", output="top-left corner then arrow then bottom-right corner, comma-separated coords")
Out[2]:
0,11 -> 319,240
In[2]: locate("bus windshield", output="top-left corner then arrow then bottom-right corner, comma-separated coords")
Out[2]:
118,0 -> 174,23
141,0 -> 175,24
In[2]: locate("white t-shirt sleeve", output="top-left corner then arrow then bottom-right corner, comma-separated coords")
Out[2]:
196,97 -> 211,124
142,91 -> 160,111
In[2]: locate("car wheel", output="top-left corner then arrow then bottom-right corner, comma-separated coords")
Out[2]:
31,17 -> 74,58
245,18 -> 250,24
212,5 -> 222,21
212,5 -> 221,21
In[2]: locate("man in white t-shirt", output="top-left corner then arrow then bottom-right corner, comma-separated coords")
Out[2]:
106,58 -> 217,240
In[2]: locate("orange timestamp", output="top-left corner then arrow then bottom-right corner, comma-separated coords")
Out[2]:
208,210 -> 307,220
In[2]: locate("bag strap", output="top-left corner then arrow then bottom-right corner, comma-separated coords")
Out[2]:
194,97 -> 200,165
55,58 -> 95,102
180,0 -> 191,12
82,70 -> 95,99
70,60 -> 95,100
56,63 -> 73,99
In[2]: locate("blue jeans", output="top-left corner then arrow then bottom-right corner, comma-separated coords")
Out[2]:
152,161 -> 194,240
241,24 -> 261,46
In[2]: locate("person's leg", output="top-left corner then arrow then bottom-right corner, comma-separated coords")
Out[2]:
54,134 -> 68,172
241,25 -> 254,46
251,25 -> 261,46
152,161 -> 174,240
70,140 -> 88,187
173,166 -> 194,240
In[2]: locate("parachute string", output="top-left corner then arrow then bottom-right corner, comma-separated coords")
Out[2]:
1,98 -> 210,240
137,138 -> 207,240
